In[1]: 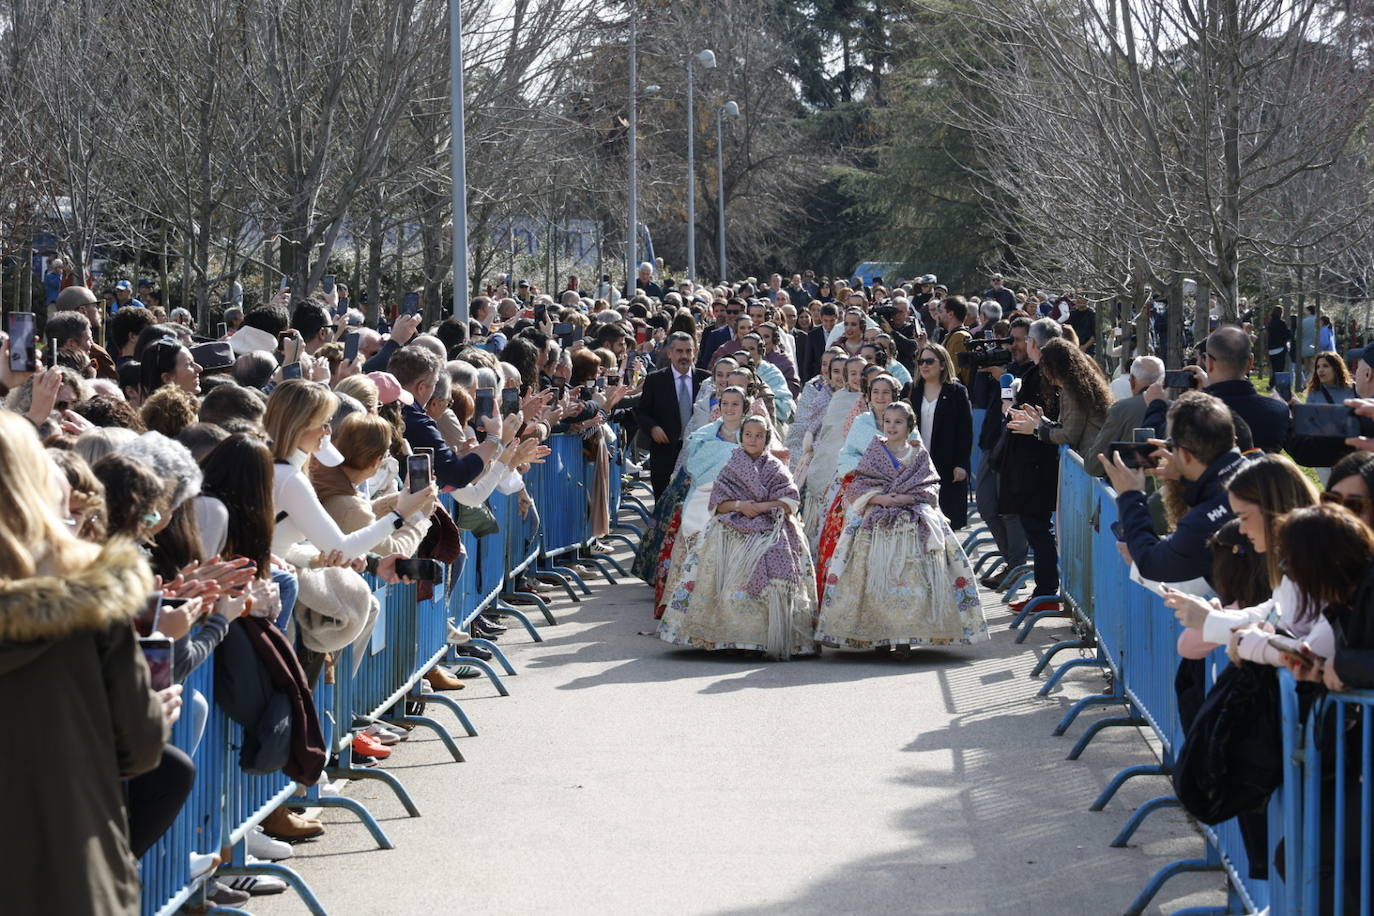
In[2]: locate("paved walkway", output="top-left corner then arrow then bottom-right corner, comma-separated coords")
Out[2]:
256,540 -> 1228,916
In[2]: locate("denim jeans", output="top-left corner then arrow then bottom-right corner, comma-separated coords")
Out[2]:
975,453 -> 1027,568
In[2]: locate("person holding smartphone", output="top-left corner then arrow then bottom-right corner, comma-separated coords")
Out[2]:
385,347 -> 501,490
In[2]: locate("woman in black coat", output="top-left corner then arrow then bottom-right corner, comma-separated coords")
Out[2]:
913,343 -> 974,529
1265,306 -> 1292,378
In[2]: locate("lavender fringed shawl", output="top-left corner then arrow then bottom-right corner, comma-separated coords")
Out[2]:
848,437 -> 941,540
708,448 -> 807,597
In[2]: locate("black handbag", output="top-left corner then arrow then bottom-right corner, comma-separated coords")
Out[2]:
1172,662 -> 1283,824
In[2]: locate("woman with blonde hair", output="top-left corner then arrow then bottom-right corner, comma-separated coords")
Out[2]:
0,411 -> 169,916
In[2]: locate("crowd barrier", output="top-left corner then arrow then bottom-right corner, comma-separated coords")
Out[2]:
1002,447 -> 1372,915
138,430 -> 641,915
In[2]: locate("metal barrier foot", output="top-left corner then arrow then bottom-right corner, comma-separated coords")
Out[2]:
314,791 -> 407,840
411,692 -> 478,737
504,589 -> 558,626
1124,856 -> 1222,916
1031,638 -> 1093,678
1110,795 -> 1183,847
547,563 -> 594,596
574,553 -> 620,584
1091,764 -> 1170,811
1008,594 -> 1061,633
1054,692 -> 1127,736
959,525 -> 991,553
493,599 -> 546,641
535,568 -> 581,603
971,548 -> 1004,575
447,652 -> 510,697
1000,566 -> 1035,608
1036,655 -> 1100,696
391,711 -> 465,763
605,531 -> 640,553
1015,604 -> 1071,644
1067,714 -> 1146,760
213,859 -> 330,913
467,637 -> 517,676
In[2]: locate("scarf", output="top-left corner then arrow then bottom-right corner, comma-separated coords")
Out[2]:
849,437 -> 941,540
708,448 -> 806,597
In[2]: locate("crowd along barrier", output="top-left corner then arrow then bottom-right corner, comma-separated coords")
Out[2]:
1013,447 -> 1363,915
139,430 -> 641,915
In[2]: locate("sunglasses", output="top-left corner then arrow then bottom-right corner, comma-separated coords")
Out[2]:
1322,490 -> 1371,514
917,358 -> 938,367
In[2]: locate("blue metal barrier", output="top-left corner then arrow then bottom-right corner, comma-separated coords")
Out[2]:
1301,689 -> 1374,915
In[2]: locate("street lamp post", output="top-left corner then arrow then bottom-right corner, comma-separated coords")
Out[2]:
685,49 -> 716,286
715,100 -> 739,285
449,0 -> 469,322
626,0 -> 638,297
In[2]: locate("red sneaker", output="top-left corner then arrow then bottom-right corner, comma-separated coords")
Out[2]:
352,732 -> 392,759
1010,597 -> 1060,613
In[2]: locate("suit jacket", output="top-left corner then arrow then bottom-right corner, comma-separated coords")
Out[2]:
1085,393 -> 1147,477
634,365 -> 709,446
800,325 -> 830,382
924,381 -> 974,481
697,325 -> 734,370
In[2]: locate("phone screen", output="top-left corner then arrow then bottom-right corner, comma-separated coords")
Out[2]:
1131,427 -> 1155,444
322,274 -> 336,295
608,374 -> 621,387
596,377 -> 607,390
474,387 -> 495,420
407,454 -> 432,494
552,383 -> 566,404
139,637 -> 174,691
1292,403 -> 1360,439
1111,441 -> 1156,470
501,387 -> 520,416
1274,371 -> 1293,402
343,331 -> 360,363
135,592 -> 163,638
279,276 -> 290,291
635,329 -> 648,345
403,292 -> 420,316
217,321 -> 227,339
281,362 -> 302,380
1163,369 -> 1195,389
534,303 -> 548,324
8,312 -> 36,372
581,385 -> 595,400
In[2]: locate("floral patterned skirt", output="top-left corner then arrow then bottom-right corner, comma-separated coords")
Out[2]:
632,467 -> 691,584
658,522 -> 818,658
815,514 -> 988,649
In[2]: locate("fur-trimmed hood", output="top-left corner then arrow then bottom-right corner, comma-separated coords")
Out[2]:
0,539 -> 154,674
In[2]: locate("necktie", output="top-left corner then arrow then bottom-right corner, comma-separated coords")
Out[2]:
677,373 -> 693,429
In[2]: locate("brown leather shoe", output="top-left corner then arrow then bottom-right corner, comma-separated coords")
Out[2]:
260,806 -> 324,840
424,666 -> 466,691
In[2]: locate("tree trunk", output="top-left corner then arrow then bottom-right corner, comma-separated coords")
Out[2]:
367,211 -> 385,325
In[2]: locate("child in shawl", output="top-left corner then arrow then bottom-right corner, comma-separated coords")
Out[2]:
659,417 -> 819,660
814,403 -> 988,654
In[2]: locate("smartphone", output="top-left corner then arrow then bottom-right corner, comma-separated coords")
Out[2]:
402,292 -> 421,316
551,382 -> 566,404
406,453 -> 432,494
534,302 -> 548,324
1267,634 -> 1314,663
1292,403 -> 1360,439
1110,441 -> 1157,470
217,321 -> 227,338
135,592 -> 163,638
322,274 -> 336,295
1131,427 -> 1155,444
138,636 -> 175,691
553,321 -> 574,337
279,330 -> 300,365
607,374 -> 622,387
394,557 -> 444,582
500,387 -> 520,416
1274,371 -> 1293,402
1110,521 -> 1126,541
596,377 -> 607,391
1164,369 -> 1196,389
8,312 -> 35,372
474,386 -> 495,420
581,385 -> 595,400
343,331 -> 360,363
279,276 -> 290,292
281,362 -> 302,380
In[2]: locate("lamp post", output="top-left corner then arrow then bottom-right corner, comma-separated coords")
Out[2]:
449,0 -> 469,321
685,49 -> 716,285
626,0 -> 638,297
715,100 -> 739,285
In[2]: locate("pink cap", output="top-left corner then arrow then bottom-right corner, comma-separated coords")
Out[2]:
367,371 -> 414,406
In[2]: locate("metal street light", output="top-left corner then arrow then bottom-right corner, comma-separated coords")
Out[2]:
716,100 -> 739,284
685,49 -> 716,285
626,0 -> 639,297
449,0 -> 470,322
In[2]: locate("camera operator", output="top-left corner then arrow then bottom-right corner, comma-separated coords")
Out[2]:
975,318 -> 1032,590
938,297 -> 974,387
874,298 -> 919,373
988,318 -> 1062,607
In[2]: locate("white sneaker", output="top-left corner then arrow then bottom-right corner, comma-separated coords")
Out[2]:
364,723 -> 400,745
225,863 -> 288,896
371,721 -> 410,741
447,622 -> 472,644
246,825 -> 293,861
188,851 -> 219,881
319,778 -> 347,798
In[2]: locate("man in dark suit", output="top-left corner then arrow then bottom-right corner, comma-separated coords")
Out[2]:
635,332 -> 709,498
697,299 -> 743,370
799,302 -> 840,381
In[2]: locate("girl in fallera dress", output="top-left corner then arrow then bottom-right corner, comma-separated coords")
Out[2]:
801,355 -> 866,549
658,417 -> 818,660
785,349 -> 839,471
814,402 -> 989,655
